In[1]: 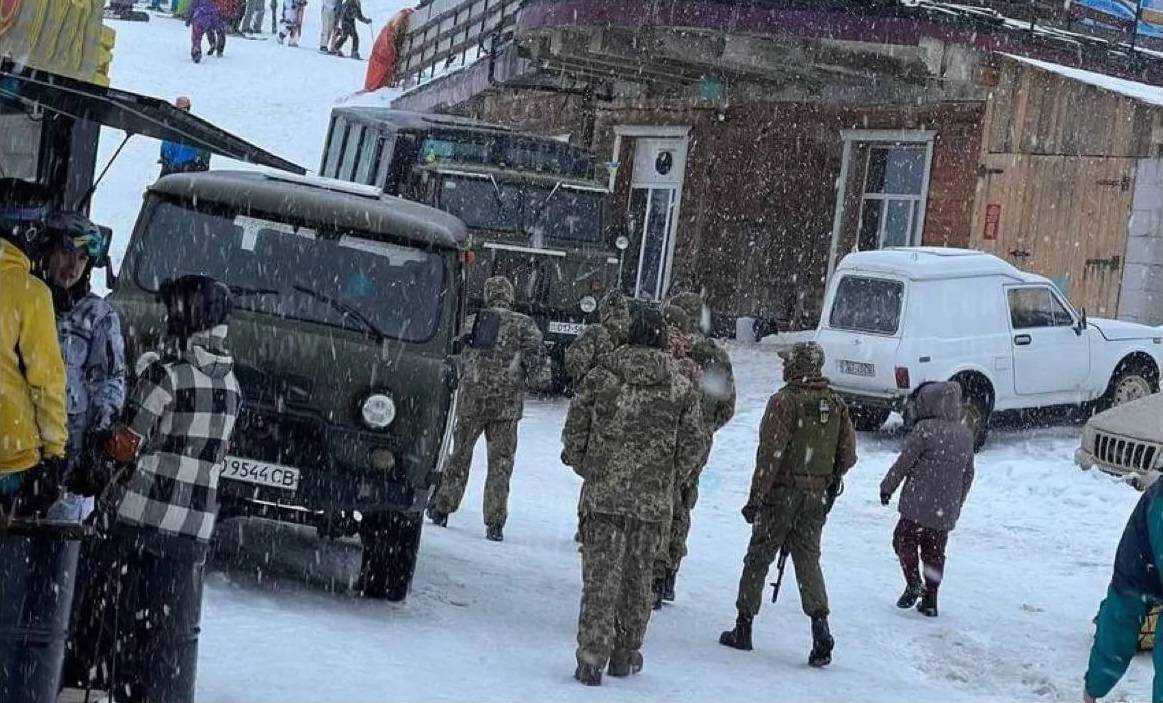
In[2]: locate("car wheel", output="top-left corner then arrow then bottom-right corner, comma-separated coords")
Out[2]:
358,511 -> 423,602
954,379 -> 992,453
1110,367 -> 1155,408
850,406 -> 891,432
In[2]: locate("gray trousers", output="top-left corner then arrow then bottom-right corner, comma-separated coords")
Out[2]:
241,0 -> 265,31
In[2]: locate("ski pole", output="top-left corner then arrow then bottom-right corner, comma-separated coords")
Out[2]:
769,546 -> 789,604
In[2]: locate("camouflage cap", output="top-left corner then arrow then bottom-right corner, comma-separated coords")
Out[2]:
778,341 -> 826,374
663,304 -> 690,333
484,275 -> 515,308
667,292 -> 703,327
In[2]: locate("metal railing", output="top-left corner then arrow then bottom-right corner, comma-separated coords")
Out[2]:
396,0 -> 525,88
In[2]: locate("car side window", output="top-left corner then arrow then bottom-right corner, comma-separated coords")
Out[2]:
1008,287 -> 1073,329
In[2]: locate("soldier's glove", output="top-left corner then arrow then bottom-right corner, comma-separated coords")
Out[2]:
741,503 -> 758,525
880,491 -> 891,506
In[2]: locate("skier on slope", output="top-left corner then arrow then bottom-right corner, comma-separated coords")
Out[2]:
278,0 -> 308,46
329,0 -> 371,59
187,0 -> 225,62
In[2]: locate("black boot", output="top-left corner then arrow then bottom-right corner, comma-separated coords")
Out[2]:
607,650 -> 643,677
574,663 -> 602,686
808,614 -> 834,667
897,582 -> 923,609
718,612 -> 753,651
917,591 -> 938,617
651,577 -> 664,611
661,569 -> 677,602
485,525 -> 504,542
426,508 -> 448,527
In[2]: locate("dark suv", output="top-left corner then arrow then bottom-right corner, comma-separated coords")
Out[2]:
110,171 -> 467,601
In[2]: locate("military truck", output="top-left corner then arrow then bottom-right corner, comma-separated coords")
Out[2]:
319,108 -> 623,385
110,171 -> 468,601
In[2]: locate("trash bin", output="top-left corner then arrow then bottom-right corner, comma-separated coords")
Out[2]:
0,520 -> 88,703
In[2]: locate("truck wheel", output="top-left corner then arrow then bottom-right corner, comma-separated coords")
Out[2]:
953,375 -> 992,453
1103,363 -> 1157,410
850,406 -> 891,432
358,511 -> 423,602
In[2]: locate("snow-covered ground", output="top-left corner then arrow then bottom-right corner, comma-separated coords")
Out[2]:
88,11 -> 1151,702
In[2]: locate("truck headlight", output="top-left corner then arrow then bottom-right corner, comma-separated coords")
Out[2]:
361,393 -> 396,429
579,295 -> 597,314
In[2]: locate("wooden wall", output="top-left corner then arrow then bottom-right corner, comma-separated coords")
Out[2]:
971,58 -> 1161,316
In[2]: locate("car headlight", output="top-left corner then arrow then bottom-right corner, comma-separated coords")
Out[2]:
361,393 -> 396,429
579,295 -> 597,314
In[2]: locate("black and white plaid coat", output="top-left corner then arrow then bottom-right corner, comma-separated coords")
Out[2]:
116,325 -> 242,542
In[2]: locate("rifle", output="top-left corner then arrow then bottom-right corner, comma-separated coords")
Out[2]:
769,546 -> 790,603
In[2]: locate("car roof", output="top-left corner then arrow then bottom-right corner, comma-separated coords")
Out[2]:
419,163 -> 608,191
330,107 -> 513,134
148,170 -> 468,250
835,247 -> 1046,283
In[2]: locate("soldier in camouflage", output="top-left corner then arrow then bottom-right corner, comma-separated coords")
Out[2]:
653,291 -> 736,604
427,276 -> 543,542
719,341 -> 857,667
564,289 -> 629,384
562,303 -> 706,686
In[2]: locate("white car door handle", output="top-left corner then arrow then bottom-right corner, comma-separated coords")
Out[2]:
1014,334 -> 1032,346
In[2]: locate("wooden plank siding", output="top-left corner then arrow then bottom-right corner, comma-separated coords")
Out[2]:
971,57 -> 1159,317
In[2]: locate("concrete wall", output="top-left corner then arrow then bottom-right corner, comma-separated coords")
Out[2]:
1120,158 -> 1163,326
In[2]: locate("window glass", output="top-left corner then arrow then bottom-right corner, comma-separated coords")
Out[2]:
829,276 -> 905,334
134,199 -> 447,343
1008,287 -> 1074,329
865,146 -> 925,195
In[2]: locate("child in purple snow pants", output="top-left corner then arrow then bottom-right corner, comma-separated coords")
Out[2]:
188,0 -> 225,61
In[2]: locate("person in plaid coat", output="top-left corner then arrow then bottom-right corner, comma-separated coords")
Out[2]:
98,274 -> 242,702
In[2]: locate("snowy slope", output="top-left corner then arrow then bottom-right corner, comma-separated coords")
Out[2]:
87,12 -> 1153,702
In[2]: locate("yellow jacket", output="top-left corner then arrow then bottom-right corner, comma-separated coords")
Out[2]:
0,239 -> 67,473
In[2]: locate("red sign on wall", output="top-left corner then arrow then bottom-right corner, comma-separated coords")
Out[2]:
983,203 -> 1002,241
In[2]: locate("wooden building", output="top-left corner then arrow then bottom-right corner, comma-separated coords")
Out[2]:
390,0 -> 1163,331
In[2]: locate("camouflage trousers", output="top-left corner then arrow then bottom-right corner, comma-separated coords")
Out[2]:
654,481 -> 698,579
576,512 -> 663,668
736,485 -> 830,618
431,412 -> 519,528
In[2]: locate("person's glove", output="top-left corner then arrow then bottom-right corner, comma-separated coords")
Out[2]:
362,16 -> 371,24
741,503 -> 758,525
880,491 -> 891,506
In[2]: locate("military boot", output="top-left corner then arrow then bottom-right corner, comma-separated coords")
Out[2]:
661,569 -> 677,602
897,582 -> 923,609
651,575 -> 665,611
426,508 -> 448,527
917,592 -> 939,617
574,663 -> 602,686
808,614 -> 834,668
718,612 -> 753,651
486,525 -> 504,542
607,650 -> 643,677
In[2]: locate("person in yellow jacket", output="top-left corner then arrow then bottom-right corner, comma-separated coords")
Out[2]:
0,181 -> 69,518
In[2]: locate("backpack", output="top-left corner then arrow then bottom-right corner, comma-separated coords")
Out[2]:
469,309 -> 500,350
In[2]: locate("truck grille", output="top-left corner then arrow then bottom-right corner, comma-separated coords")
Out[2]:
1094,432 -> 1160,472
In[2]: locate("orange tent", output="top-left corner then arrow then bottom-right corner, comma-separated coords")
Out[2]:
364,8 -> 414,93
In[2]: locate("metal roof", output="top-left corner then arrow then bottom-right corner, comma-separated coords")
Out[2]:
330,106 -> 513,134
835,247 -> 1044,283
148,171 -> 468,250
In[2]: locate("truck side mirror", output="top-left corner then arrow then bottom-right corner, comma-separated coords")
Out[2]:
1075,308 -> 1088,335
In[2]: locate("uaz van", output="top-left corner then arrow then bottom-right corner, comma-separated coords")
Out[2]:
110,171 -> 468,601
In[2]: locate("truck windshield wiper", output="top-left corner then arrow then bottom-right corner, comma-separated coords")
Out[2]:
290,283 -> 386,341
228,284 -> 281,298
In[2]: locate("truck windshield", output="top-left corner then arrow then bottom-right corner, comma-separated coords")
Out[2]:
829,275 -> 904,335
437,174 -> 606,244
133,200 -> 447,343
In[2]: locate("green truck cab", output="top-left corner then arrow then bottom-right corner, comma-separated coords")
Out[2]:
319,108 -> 622,385
110,170 -> 468,601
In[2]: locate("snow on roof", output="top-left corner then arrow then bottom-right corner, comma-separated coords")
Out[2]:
836,247 -> 1043,282
1002,52 -> 1163,107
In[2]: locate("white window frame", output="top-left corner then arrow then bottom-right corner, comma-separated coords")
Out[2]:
827,129 -> 936,282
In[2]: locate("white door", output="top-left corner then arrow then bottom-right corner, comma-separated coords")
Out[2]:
1007,285 -> 1091,396
622,137 -> 687,301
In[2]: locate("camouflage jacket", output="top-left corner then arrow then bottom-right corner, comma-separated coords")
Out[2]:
747,377 -> 857,506
458,278 -> 543,420
690,334 -> 736,433
562,346 -> 706,523
564,293 -> 629,383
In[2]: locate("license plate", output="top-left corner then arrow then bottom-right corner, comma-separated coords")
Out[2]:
222,456 -> 300,491
839,360 -> 876,377
548,321 -> 586,336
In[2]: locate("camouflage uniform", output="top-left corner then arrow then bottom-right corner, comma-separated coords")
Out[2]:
721,342 -> 857,664
654,293 -> 736,588
430,277 -> 543,529
562,334 -> 705,675
564,290 -> 629,384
